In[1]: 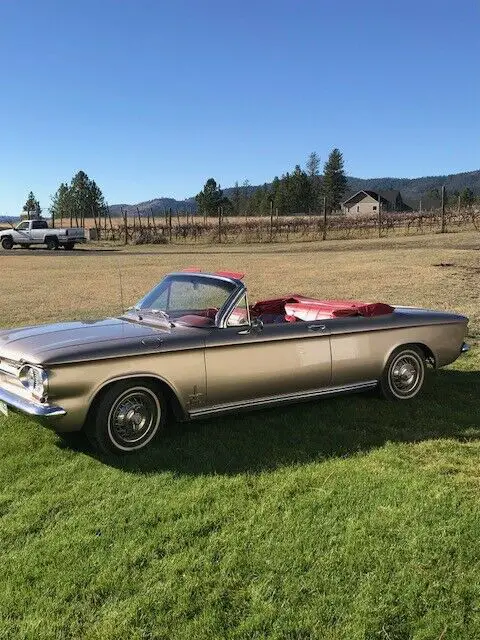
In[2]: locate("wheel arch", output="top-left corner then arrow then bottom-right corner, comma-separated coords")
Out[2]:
383,341 -> 437,371
83,374 -> 188,429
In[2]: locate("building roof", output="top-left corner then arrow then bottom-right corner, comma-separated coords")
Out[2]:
343,189 -> 402,206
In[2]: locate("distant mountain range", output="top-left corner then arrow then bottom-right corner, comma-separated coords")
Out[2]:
109,169 -> 480,216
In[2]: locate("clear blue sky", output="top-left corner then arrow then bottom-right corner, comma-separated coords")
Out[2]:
1,0 -> 478,215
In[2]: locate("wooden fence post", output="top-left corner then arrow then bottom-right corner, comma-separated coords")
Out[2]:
322,196 -> 327,241
124,209 -> 128,245
441,185 -> 446,233
270,198 -> 274,241
169,208 -> 172,242
378,199 -> 382,238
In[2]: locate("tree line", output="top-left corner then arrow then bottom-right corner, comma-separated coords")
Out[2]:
20,171 -> 107,224
49,171 -> 107,224
195,148 -> 348,217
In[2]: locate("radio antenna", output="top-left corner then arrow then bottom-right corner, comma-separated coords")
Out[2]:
117,259 -> 125,314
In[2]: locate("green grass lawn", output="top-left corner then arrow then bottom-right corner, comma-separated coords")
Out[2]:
1,235 -> 479,639
1,349 -> 479,639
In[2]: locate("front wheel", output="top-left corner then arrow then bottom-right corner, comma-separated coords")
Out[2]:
378,345 -> 426,400
1,237 -> 13,250
85,381 -> 166,454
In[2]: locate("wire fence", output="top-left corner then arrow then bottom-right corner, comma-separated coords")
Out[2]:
82,206 -> 480,245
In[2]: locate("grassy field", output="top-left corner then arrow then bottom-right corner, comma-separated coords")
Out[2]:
0,231 -> 479,639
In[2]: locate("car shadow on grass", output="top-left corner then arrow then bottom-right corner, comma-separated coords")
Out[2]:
57,368 -> 480,475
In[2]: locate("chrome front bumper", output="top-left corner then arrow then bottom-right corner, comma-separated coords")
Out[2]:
0,387 -> 66,417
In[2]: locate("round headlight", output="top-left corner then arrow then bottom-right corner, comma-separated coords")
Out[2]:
19,366 -> 48,400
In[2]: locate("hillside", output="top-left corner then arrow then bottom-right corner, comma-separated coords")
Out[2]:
109,169 -> 480,215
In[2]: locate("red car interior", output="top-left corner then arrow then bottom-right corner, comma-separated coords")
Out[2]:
251,296 -> 394,323
176,297 -> 393,326
176,272 -> 394,326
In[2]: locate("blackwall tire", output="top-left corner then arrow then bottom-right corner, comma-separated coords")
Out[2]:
45,237 -> 58,251
1,237 -> 13,250
379,345 -> 426,401
45,237 -> 59,251
85,380 -> 166,455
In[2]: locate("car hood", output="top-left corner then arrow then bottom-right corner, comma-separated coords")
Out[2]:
0,318 -> 204,366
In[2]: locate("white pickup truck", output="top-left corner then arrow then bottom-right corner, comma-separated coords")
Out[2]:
0,220 -> 86,251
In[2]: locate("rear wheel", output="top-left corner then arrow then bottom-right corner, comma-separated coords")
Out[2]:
1,236 -> 13,250
85,380 -> 166,455
45,236 -> 59,251
379,345 -> 426,400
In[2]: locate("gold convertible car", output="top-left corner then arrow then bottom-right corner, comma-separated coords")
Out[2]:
0,270 -> 470,454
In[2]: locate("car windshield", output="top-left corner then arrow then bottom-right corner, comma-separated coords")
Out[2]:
135,274 -> 237,327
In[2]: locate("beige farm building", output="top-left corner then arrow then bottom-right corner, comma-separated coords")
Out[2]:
342,190 -> 412,216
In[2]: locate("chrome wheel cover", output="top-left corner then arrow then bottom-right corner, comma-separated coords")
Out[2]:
388,351 -> 424,398
107,387 -> 161,450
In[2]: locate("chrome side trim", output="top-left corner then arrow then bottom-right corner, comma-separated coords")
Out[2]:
0,358 -> 22,378
461,342 -> 470,353
0,387 -> 66,417
189,380 -> 378,419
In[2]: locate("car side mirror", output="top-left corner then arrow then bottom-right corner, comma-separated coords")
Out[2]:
251,317 -> 264,333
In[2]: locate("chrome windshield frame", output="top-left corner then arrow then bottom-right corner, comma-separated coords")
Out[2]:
135,272 -> 246,328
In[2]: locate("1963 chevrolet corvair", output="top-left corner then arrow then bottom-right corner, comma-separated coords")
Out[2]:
0,270 -> 470,454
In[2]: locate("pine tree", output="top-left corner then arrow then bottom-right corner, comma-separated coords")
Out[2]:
322,148 -> 347,212
306,151 -> 322,212
50,173 -> 106,226
231,181 -> 241,216
290,165 -> 311,213
23,191 -> 39,219
460,187 -> 475,207
241,179 -> 251,219
50,183 -> 71,223
195,178 -> 225,217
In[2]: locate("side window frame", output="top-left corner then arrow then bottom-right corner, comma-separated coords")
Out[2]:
225,291 -> 251,328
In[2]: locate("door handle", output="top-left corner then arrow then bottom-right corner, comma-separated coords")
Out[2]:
308,324 -> 326,331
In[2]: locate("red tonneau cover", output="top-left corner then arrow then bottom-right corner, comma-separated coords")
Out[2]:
252,295 -> 394,320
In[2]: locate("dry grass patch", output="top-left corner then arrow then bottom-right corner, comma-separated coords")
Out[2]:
1,231 -> 479,334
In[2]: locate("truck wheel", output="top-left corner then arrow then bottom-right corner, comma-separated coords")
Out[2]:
45,236 -> 59,251
1,237 -> 13,250
85,380 -> 166,455
64,243 -> 75,251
